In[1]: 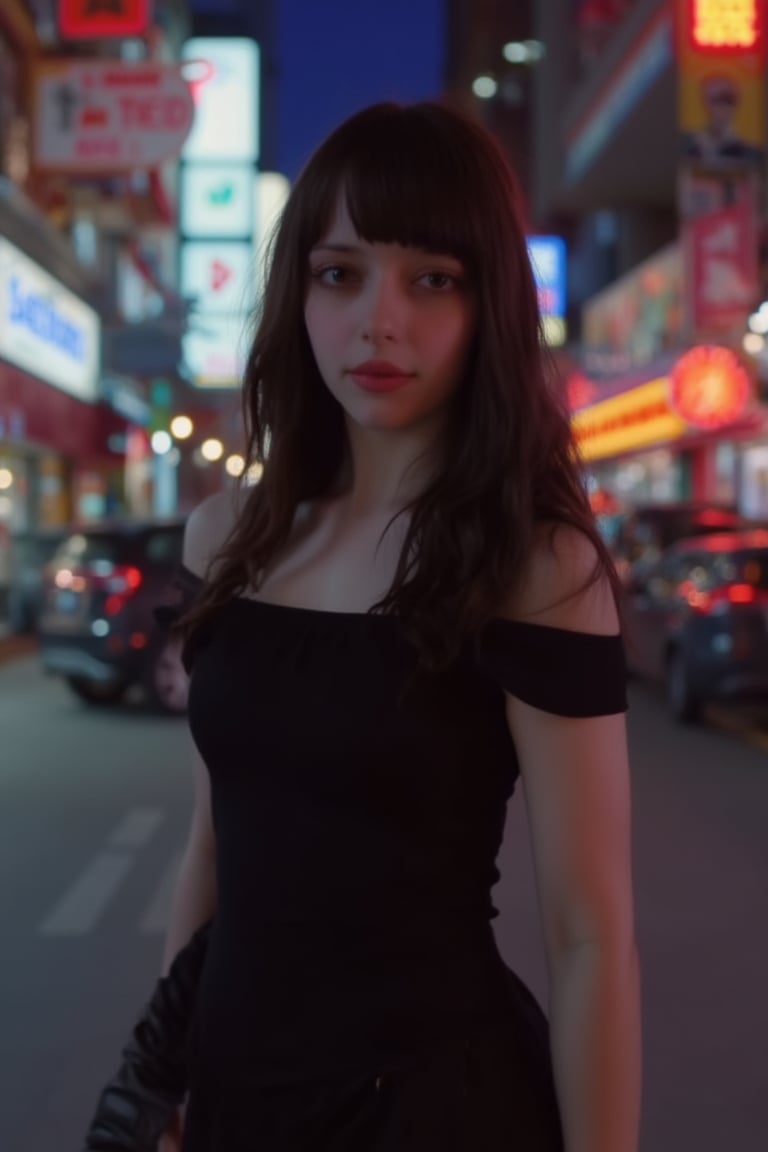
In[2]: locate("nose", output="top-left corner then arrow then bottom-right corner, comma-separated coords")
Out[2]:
360,273 -> 402,344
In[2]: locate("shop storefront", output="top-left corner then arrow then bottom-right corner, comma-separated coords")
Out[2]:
0,235 -> 132,627
571,345 -> 768,513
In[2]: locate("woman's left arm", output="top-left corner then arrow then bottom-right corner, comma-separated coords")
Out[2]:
504,527 -> 641,1152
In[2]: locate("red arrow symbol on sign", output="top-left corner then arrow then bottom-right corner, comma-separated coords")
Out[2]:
210,260 -> 233,292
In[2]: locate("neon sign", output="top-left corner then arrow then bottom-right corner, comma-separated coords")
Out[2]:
0,238 -> 100,401
690,0 -> 762,51
58,0 -> 151,40
669,345 -> 751,428
9,277 -> 86,363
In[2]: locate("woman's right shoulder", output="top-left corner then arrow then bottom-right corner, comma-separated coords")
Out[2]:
182,488 -> 248,579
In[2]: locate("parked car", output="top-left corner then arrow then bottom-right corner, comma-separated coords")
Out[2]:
38,518 -> 189,714
6,526 -> 70,634
623,529 -> 768,722
612,500 -> 746,587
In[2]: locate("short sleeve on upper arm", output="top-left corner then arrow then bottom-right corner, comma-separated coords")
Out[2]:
153,563 -> 205,627
478,618 -> 628,717
153,564 -> 206,674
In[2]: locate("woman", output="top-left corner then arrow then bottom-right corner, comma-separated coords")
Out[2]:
84,100 -> 640,1152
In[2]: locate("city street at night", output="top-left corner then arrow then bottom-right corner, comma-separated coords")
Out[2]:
0,652 -> 765,1152
2,2 -> 768,1151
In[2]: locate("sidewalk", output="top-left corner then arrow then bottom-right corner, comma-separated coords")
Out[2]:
0,633 -> 38,666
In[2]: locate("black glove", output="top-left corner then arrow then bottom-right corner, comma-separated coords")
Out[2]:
82,920 -> 212,1151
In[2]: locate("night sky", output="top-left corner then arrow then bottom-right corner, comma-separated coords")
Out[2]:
275,0 -> 445,178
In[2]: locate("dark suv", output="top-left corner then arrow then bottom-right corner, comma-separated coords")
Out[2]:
612,501 -> 746,587
38,519 -> 189,714
623,530 -> 768,721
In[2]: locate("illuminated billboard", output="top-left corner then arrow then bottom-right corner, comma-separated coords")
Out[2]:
527,235 -> 567,346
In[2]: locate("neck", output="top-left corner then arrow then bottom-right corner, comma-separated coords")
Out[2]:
332,418 -> 443,519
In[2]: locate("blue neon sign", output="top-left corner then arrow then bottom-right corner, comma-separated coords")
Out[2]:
527,235 -> 567,320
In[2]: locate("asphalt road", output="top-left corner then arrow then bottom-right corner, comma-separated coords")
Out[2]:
0,655 -> 766,1152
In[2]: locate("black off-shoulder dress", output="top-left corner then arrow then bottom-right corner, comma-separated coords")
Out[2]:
159,564 -> 627,1152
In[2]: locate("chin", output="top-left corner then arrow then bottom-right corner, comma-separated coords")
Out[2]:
352,403 -> 446,435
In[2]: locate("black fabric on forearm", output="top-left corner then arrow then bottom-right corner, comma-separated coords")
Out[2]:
82,920 -> 212,1151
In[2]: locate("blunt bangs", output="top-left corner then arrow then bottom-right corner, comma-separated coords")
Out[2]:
298,104 -> 492,270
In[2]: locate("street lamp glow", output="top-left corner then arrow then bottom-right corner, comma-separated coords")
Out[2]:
743,332 -> 765,355
502,39 -> 545,64
225,453 -> 246,478
472,75 -> 498,100
503,42 -> 528,63
524,39 -> 546,61
170,415 -> 194,439
151,430 -> 173,455
201,438 -> 224,462
0,468 -> 13,490
245,461 -> 264,485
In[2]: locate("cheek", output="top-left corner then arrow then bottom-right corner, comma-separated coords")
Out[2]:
430,308 -> 475,374
305,298 -> 350,362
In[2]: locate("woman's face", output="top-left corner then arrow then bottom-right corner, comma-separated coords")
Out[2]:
304,193 -> 476,434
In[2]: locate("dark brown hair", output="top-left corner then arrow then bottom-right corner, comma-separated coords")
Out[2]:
183,100 -> 620,670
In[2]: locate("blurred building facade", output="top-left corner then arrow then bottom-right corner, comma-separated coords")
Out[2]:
531,0 -> 768,516
448,0 -> 768,519
0,0 -> 228,632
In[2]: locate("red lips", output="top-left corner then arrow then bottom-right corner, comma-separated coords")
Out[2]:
348,360 -> 414,393
349,360 -> 411,376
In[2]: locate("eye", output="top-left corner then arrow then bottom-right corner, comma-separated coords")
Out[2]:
310,264 -> 355,287
417,271 -> 461,291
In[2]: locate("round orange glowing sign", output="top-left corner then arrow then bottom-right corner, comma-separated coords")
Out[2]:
669,346 -> 751,430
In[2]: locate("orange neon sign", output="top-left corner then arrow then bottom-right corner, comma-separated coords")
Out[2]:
571,347 -> 752,461
571,379 -> 688,462
689,0 -> 763,51
669,345 -> 751,429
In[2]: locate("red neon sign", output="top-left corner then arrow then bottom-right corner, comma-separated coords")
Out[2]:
670,345 -> 751,429
689,0 -> 763,52
58,0 -> 151,40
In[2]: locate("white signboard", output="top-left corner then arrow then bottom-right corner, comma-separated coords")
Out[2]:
34,60 -> 194,173
182,313 -> 248,388
180,240 -> 255,315
180,163 -> 255,238
181,38 -> 260,162
0,239 -> 100,401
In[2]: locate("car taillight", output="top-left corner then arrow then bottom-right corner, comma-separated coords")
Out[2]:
52,563 -> 142,615
682,581 -> 768,614
100,566 -> 143,616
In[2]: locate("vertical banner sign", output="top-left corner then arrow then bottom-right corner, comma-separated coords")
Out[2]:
179,38 -> 261,389
684,178 -> 760,330
677,0 -> 766,169
58,0 -> 152,40
676,0 -> 766,339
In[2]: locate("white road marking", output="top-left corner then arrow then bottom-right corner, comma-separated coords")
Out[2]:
38,852 -> 134,937
107,808 -> 165,850
140,852 -> 182,934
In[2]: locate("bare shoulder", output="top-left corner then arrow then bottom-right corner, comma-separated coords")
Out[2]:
183,487 -> 248,578
506,521 -> 619,635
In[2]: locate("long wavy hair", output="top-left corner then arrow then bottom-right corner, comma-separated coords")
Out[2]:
182,100 -> 620,672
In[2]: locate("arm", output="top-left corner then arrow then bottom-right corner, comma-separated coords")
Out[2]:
505,526 -> 641,1152
162,750 -> 216,973
161,485 -> 247,966
82,922 -> 210,1152
81,494 -> 239,1150
160,491 -> 232,969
